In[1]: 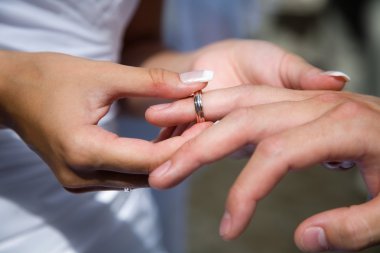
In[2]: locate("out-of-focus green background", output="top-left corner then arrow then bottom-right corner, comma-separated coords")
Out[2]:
188,160 -> 375,253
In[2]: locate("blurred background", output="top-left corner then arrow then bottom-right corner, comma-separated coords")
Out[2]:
165,0 -> 380,252
123,0 -> 380,252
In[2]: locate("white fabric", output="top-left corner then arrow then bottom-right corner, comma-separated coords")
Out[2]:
0,1 -> 168,252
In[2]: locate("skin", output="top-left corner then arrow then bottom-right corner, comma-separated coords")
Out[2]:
0,50 -> 209,192
0,2 -> 346,193
0,0 -> 363,250
146,84 -> 380,252
0,0 -> 209,192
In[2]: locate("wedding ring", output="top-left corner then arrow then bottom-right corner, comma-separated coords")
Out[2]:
322,160 -> 356,170
194,90 -> 205,123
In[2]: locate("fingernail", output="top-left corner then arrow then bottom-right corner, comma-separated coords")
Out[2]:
180,70 -> 214,84
213,120 -> 221,125
322,71 -> 351,82
149,103 -> 172,111
302,227 -> 329,251
151,160 -> 171,178
219,211 -> 232,239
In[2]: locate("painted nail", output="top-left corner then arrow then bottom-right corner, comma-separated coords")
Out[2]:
149,103 -> 172,111
180,70 -> 214,84
322,71 -> 351,82
302,227 -> 329,251
219,211 -> 232,239
150,160 -> 171,178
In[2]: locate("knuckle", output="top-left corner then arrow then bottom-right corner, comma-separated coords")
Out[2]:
335,206 -> 373,250
228,107 -> 251,122
330,101 -> 368,120
148,68 -> 169,90
256,137 -> 285,159
229,185 -> 249,204
62,134 -> 92,171
227,107 -> 253,137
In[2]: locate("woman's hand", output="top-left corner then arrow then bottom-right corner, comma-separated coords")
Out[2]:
0,51 -> 210,192
190,39 -> 349,91
146,85 -> 380,252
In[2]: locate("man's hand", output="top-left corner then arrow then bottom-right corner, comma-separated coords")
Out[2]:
147,85 -> 380,252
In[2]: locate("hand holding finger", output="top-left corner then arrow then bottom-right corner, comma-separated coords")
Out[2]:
0,51 -> 215,192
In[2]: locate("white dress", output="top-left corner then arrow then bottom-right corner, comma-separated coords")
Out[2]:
0,1 -> 168,252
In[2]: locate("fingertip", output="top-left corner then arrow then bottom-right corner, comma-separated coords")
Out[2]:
179,70 -> 214,84
145,103 -> 176,127
145,98 -> 196,127
321,71 -> 351,82
221,189 -> 257,240
148,161 -> 173,189
148,165 -> 181,189
302,71 -> 348,91
299,227 -> 329,252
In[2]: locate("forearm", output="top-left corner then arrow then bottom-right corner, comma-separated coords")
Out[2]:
0,50 -> 15,128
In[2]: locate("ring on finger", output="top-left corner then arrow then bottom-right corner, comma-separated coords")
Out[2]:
194,90 -> 205,123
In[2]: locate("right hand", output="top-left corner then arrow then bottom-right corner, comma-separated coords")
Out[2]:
147,84 -> 380,252
0,51 -> 209,192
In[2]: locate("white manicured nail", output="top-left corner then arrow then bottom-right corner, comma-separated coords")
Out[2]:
180,70 -> 214,84
322,71 -> 351,82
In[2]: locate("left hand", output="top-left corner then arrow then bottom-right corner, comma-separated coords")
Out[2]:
146,84 -> 380,252
190,39 -> 349,91
148,39 -> 350,138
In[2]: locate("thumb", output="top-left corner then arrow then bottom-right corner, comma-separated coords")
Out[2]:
295,197 -> 380,252
99,64 -> 213,99
280,53 -> 350,91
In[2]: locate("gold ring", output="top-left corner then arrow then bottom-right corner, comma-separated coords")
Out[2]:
194,90 -> 205,123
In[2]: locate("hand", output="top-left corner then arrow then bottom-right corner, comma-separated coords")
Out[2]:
0,51 -> 209,192
190,39 -> 349,91
151,39 -> 351,147
146,84 -> 380,252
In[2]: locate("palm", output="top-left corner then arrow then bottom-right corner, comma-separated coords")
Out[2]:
191,40 -> 287,91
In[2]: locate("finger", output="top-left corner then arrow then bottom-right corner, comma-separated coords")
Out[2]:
221,102 -> 366,240
100,66 -> 210,99
58,122 -> 212,192
78,122 -> 212,174
295,196 -> 380,252
279,52 -> 350,90
153,126 -> 176,143
146,85 -> 323,127
149,94 -> 345,189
